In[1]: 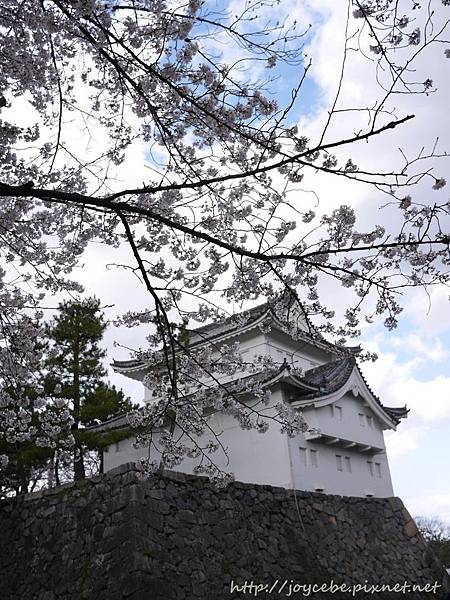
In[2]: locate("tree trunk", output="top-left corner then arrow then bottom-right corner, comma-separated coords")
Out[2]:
73,314 -> 85,481
47,453 -> 55,488
19,474 -> 28,495
55,455 -> 60,486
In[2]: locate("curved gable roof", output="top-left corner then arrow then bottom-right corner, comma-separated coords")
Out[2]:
112,301 -> 359,375
292,357 -> 408,428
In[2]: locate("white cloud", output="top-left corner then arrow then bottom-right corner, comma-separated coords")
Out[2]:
360,331 -> 450,510
384,427 -> 423,458
390,333 -> 449,362
362,340 -> 420,388
363,333 -> 450,422
389,375 -> 450,422
404,286 -> 450,336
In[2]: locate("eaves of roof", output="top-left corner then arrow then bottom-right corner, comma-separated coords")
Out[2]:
111,301 -> 360,374
85,413 -> 129,433
95,354 -> 410,435
296,357 -> 408,425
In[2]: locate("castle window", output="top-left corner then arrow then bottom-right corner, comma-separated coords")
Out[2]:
337,455 -> 351,473
375,462 -> 382,478
299,448 -> 318,468
115,442 -> 120,452
330,405 -> 343,420
367,460 -> 374,476
366,415 -> 373,428
359,413 -> 365,426
299,447 -> 307,466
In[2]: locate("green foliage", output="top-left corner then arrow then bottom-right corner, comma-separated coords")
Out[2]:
44,297 -> 135,481
0,297 -> 136,493
177,318 -> 190,347
80,384 -> 133,426
78,427 -> 133,451
0,333 -> 55,495
45,297 -> 108,404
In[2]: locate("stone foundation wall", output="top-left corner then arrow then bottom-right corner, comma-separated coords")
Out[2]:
0,463 -> 448,600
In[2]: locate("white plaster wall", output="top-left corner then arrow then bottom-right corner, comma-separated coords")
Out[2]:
265,329 -> 334,368
108,327 -> 397,498
144,386 -> 154,403
142,328 -> 334,401
104,416 -> 393,498
238,335 -> 327,373
286,394 -> 394,497
184,332 -> 268,389
141,332 -> 269,400
289,431 -> 393,497
191,327 -> 334,384
104,388 -> 294,489
311,394 -> 387,448
104,386 -> 396,497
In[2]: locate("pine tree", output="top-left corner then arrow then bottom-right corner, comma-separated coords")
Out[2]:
45,298 -> 134,481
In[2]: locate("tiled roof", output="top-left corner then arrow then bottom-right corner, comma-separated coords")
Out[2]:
188,303 -> 269,346
94,354 -> 408,435
382,405 -> 409,422
297,357 -> 408,425
112,301 -> 359,374
111,358 -> 145,370
187,301 -> 357,353
106,302 -> 407,431
301,357 -> 356,394
87,413 -> 129,433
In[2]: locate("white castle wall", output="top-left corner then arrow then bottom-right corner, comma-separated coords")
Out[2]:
107,326 -> 397,498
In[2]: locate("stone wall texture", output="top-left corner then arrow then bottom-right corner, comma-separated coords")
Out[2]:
0,462 -> 448,600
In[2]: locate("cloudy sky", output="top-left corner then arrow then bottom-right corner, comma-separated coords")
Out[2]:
286,0 -> 450,522
298,1 -> 450,522
61,1 -> 450,522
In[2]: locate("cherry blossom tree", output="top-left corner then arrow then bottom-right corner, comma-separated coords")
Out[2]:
0,312 -> 74,495
1,0 -> 450,486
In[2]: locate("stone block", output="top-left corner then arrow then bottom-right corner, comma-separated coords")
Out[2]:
0,473 -> 448,600
404,519 -> 419,538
